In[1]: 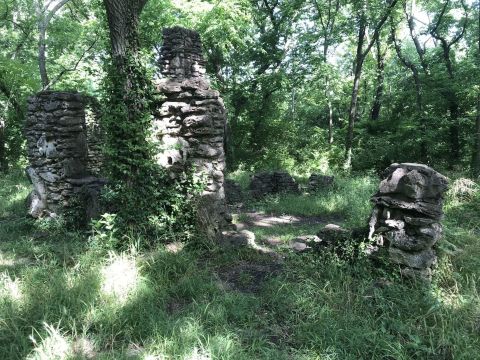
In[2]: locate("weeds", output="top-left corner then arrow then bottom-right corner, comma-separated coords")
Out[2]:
1,170 -> 479,359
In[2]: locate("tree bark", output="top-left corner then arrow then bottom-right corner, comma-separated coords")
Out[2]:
472,2 -> 480,176
370,37 -> 385,121
473,94 -> 480,177
37,0 -> 72,89
104,0 -> 147,59
102,0 -> 149,182
391,16 -> 428,161
345,59 -> 363,169
0,118 -> 6,172
313,0 -> 340,146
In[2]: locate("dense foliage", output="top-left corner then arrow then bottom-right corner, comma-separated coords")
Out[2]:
0,0 -> 478,175
1,2 -> 480,358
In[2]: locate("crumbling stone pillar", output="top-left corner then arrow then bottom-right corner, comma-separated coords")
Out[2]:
368,163 -> 448,280
25,91 -> 104,218
153,27 -> 229,232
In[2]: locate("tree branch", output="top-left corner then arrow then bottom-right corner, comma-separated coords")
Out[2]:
362,0 -> 399,59
45,36 -> 98,90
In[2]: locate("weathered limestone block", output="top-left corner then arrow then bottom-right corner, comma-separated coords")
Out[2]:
368,163 -> 448,280
25,91 -> 105,219
153,27 -> 230,235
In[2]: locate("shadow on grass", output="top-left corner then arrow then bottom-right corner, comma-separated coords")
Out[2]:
1,171 -> 479,359
1,229 -> 479,359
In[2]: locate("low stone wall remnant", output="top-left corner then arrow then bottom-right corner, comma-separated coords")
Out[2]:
249,171 -> 300,198
308,174 -> 334,192
368,163 -> 448,280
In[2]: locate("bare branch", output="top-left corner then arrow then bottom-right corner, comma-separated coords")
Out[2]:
45,36 -> 98,90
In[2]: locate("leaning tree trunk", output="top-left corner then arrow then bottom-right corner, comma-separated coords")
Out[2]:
36,0 -> 72,89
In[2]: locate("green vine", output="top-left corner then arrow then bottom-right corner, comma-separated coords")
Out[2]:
100,37 -> 202,245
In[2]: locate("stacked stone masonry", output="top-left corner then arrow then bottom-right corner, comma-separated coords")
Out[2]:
85,102 -> 104,176
153,27 -> 229,229
249,171 -> 300,198
308,174 -> 334,192
25,91 -> 105,218
368,163 -> 448,279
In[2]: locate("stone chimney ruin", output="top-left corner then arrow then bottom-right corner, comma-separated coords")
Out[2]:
368,163 -> 449,280
153,27 -> 229,233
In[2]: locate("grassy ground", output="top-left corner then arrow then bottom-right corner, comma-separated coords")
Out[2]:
1,169 -> 480,359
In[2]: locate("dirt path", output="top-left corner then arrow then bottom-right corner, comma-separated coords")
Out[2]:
233,211 -> 339,229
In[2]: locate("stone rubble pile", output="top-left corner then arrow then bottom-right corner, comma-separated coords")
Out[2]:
368,163 -> 448,279
153,27 -> 229,231
25,91 -> 104,218
249,171 -> 300,198
308,174 -> 334,192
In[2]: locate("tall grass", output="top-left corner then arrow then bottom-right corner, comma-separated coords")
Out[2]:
1,170 -> 480,359
242,174 -> 377,228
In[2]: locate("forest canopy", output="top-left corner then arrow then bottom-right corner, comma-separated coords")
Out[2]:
2,2 -> 480,359
0,0 -> 479,174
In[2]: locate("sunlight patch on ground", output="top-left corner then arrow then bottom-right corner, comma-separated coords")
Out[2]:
0,272 -> 22,302
27,323 -> 96,360
430,287 -> 470,311
101,252 -> 140,304
184,347 -> 211,360
27,323 -> 70,360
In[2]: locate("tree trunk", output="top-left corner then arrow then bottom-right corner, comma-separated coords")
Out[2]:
325,39 -> 333,145
328,98 -> 333,145
370,38 -> 385,121
344,0 -> 399,168
392,20 -> 428,162
0,119 -> 6,172
473,94 -> 480,177
345,63 -> 363,168
36,0 -> 72,89
104,0 -> 145,59
103,0 -> 149,182
344,13 -> 366,169
441,44 -> 461,165
38,20 -> 49,88
472,3 -> 480,177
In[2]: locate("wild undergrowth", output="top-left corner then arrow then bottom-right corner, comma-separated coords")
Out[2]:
1,169 -> 479,359
229,170 -> 377,228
